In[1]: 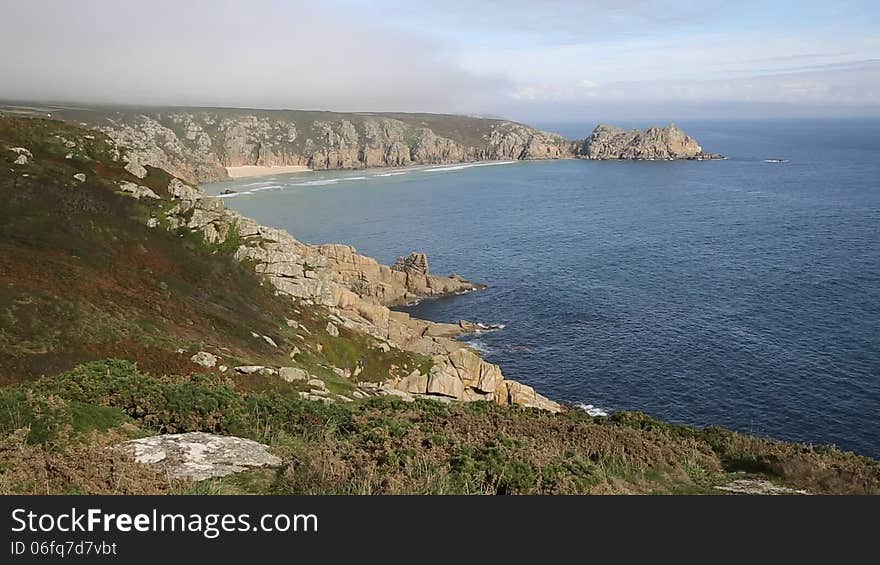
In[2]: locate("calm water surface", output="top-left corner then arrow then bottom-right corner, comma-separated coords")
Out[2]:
205,119 -> 880,457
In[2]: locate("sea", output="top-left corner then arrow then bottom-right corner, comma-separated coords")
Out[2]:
204,119 -> 880,458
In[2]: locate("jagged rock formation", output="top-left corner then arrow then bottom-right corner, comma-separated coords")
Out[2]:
393,252 -> 429,275
381,347 -> 557,409
576,124 -> 723,160
54,108 -> 571,184
159,172 -> 560,411
120,433 -> 281,480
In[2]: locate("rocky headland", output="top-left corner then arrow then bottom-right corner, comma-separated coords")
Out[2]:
2,105 -> 722,183
163,171 -> 560,410
576,123 -> 724,160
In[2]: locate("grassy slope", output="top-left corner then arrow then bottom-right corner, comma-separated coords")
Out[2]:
3,359 -> 877,495
0,117 -> 430,386
0,117 -> 877,495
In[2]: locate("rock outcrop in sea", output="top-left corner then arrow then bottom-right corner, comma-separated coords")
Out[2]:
576,123 -> 723,160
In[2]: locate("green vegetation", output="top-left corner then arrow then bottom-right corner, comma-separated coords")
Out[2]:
215,220 -> 241,255
1,359 -> 877,495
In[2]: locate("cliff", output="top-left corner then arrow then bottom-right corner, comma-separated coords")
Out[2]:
50,107 -> 571,184
2,105 -> 725,182
576,123 -> 724,160
165,163 -> 560,410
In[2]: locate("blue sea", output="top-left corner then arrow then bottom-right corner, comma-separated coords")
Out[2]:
205,119 -> 880,458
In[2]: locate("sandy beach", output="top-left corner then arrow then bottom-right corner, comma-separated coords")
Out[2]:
226,165 -> 311,179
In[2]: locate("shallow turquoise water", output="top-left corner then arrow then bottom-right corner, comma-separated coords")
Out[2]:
206,119 -> 880,457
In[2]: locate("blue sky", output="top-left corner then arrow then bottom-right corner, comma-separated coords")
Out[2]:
1,0 -> 878,121
335,0 -> 880,119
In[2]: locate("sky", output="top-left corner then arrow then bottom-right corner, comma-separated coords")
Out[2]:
1,0 -> 878,122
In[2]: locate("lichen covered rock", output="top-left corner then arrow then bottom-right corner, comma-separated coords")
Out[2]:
119,432 -> 281,480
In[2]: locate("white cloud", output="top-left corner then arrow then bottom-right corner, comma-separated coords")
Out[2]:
0,0 -> 508,112
0,0 -> 877,119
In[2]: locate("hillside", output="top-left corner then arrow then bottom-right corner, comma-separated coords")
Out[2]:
1,116 -> 874,495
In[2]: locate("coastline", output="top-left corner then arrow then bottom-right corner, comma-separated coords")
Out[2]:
166,179 -> 564,411
2,116 -> 878,495
226,165 -> 311,179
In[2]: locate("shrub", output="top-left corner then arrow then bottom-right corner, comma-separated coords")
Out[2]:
28,359 -> 348,439
0,386 -> 127,447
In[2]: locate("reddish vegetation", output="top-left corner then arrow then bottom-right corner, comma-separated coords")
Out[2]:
0,118 -> 305,383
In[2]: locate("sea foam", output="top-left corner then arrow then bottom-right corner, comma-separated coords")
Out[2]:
424,161 -> 517,173
576,403 -> 609,417
293,179 -> 339,186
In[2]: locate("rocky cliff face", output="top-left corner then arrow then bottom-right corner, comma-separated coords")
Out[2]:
40,106 -> 724,182
576,124 -> 723,160
60,109 -> 571,184
159,169 -> 560,411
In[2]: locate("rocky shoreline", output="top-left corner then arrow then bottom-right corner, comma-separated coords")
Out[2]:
1,107 -> 723,413
92,112 -> 725,414
146,166 -> 562,411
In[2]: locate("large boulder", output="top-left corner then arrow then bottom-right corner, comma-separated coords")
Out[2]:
190,351 -> 218,368
506,381 -> 562,413
167,177 -> 202,201
476,363 -> 504,394
279,367 -> 309,382
119,432 -> 281,480
124,159 -> 148,179
426,364 -> 464,399
119,181 -> 159,200
398,370 -> 428,394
